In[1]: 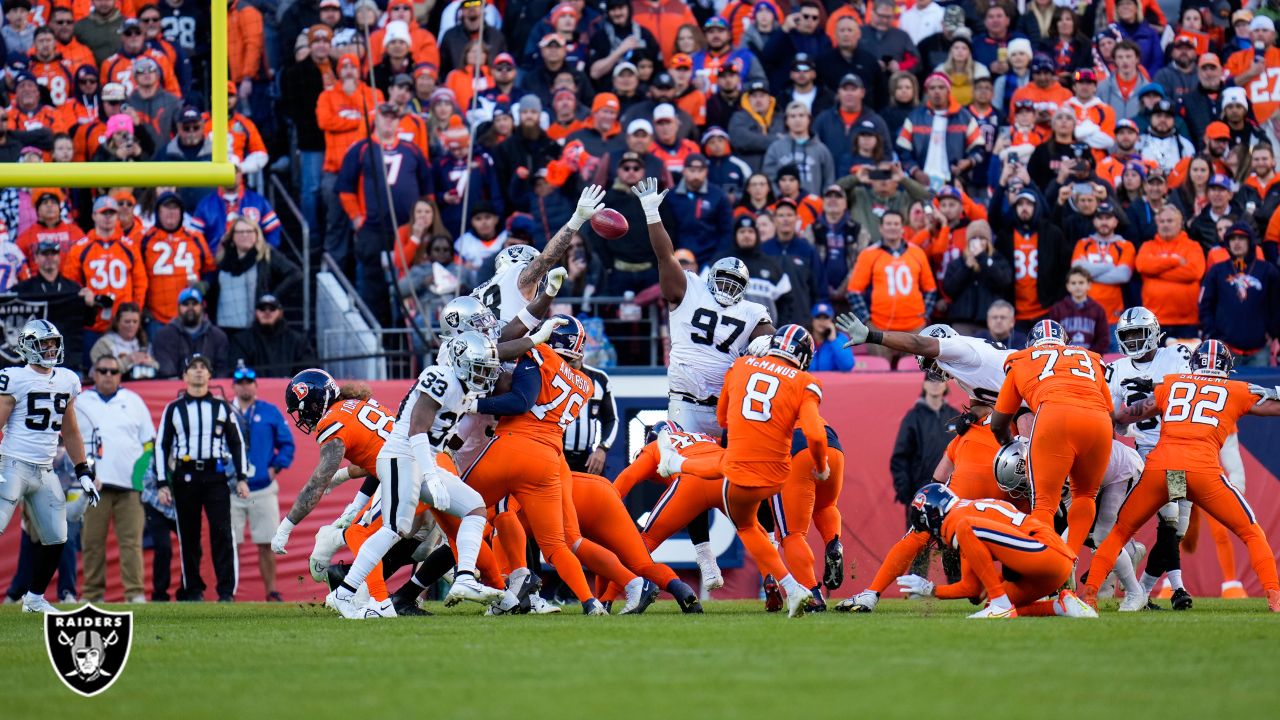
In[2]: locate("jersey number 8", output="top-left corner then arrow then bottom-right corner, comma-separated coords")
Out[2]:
741,373 -> 779,422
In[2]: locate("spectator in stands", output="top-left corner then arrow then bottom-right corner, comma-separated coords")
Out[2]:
153,288 -> 231,378
890,377 -> 957,523
1048,266 -> 1110,354
587,0 -> 659,86
94,113 -> 148,163
897,73 -> 984,189
762,102 -> 834,198
724,214 -> 792,322
815,74 -> 889,174
594,118 -> 671,188
90,302 -> 160,380
226,365 -> 293,602
563,93 -> 621,159
1200,223 -> 1279,368
230,295 -> 316,377
75,352 -> 155,605
127,56 -> 182,141
206,218 -> 302,335
64,196 -> 149,357
941,220 -> 1012,335
649,103 -> 699,182
317,53 -> 384,272
13,239 -> 94,374
764,198 -> 825,321
976,300 -> 1027,349
140,192 -> 214,334
847,210 -> 937,368
49,6 -> 95,70
16,189 -> 83,266
818,16 -> 884,111
1137,206 -> 1206,338
742,2 -> 781,59
434,116 -> 502,238
399,234 -> 464,317
1071,201 -> 1135,328
838,162 -> 931,246
993,190 -> 1071,329
281,24 -> 335,235
668,153 -> 731,268
111,189 -> 144,244
809,301 -> 854,372
593,156 -> 673,294
1181,54 -> 1228,149
728,79 -> 785,171
439,0 -> 506,77
191,168 -> 282,253
75,0 -> 126,65
494,96 -> 560,205
155,107 -> 213,209
1189,174 -> 1242,251
102,19 -> 181,98
455,201 -> 504,285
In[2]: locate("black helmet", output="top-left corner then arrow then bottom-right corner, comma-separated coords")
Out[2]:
285,368 -> 341,434
908,483 -> 959,537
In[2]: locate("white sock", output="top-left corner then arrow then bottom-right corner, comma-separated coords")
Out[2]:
506,566 -> 530,589
23,591 -> 44,602
454,514 -> 485,575
1168,570 -> 1184,591
694,542 -> 716,566
667,454 -> 686,473
1114,546 -> 1142,597
343,526 -> 400,592
989,594 -> 1013,612
781,574 -> 806,595
1140,573 -> 1160,594
1222,580 -> 1244,591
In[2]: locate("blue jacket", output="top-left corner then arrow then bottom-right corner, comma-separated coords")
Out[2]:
1116,20 -> 1163,75
1199,257 -> 1280,353
811,332 -> 854,372
191,188 -> 282,255
669,181 -> 733,267
232,399 -> 295,491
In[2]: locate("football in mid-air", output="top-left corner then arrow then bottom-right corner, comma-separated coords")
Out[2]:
590,208 -> 629,239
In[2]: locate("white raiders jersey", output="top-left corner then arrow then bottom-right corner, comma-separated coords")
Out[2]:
934,336 -> 1013,404
1105,345 -> 1191,449
381,364 -> 471,458
668,270 -> 771,399
1103,440 -> 1144,489
0,365 -> 80,464
471,262 -> 532,325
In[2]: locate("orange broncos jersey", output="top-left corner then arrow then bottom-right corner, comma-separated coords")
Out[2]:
139,227 -> 215,324
63,232 -> 149,333
718,355 -> 823,469
943,419 -> 1025,508
1010,229 -> 1045,320
29,57 -> 77,107
1071,235 -> 1135,323
315,397 -> 396,475
1146,373 -> 1261,474
612,430 -> 724,497
995,344 -> 1112,415
100,49 -> 181,97
1226,46 -> 1280,124
847,243 -> 937,331
497,344 -> 595,445
934,498 -> 1074,601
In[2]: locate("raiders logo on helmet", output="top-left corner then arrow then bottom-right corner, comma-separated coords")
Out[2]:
45,604 -> 133,697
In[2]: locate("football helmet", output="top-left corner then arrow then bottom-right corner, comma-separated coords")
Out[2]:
18,319 -> 63,368
908,483 -> 958,537
767,324 -> 815,370
493,245 -> 540,274
1190,339 -> 1233,378
1115,307 -> 1161,358
917,324 -> 957,381
993,438 -> 1031,498
706,257 -> 749,306
285,368 -> 342,434
545,314 -> 586,360
1026,318 -> 1067,348
439,295 -> 499,340
644,419 -> 683,445
447,331 -> 502,394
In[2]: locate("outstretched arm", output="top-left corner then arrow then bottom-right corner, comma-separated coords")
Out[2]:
835,312 -> 939,356
285,438 -> 347,525
519,184 -> 604,295
500,268 -> 569,343
495,317 -> 570,361
1114,397 -> 1159,425
632,177 -> 686,305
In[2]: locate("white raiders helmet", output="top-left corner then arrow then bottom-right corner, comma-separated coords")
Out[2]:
19,319 -> 63,368
1115,307 -> 1161,359
993,438 -> 1031,498
707,257 -> 749,306
447,331 -> 502,395
439,296 -> 499,340
916,324 -> 957,381
494,245 -> 540,274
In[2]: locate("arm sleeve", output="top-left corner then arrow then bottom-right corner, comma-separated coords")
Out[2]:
612,445 -> 659,499
799,394 -> 827,471
993,367 -> 1024,416
476,358 -> 540,416
869,531 -> 933,594
154,401 -> 174,487
596,377 -> 617,451
935,336 -> 983,366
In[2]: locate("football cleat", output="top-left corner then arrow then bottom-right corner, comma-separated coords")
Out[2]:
1078,585 -> 1099,611
786,585 -> 808,619
697,556 -> 724,592
310,524 -> 347,583
393,597 -> 431,616
823,538 -> 845,590
1221,581 -> 1248,599
20,593 -> 57,613
1171,587 -> 1193,611
1144,600 -> 1164,611
1118,587 -> 1149,612
655,430 -> 682,478
528,594 -> 561,614
325,589 -> 362,619
762,575 -> 783,612
582,598 -> 608,616
835,590 -> 879,613
1057,590 -> 1099,618
968,602 -> 1017,619
808,587 -> 827,613
361,598 -> 398,619
1267,589 -> 1280,613
325,561 -> 350,591
444,572 -> 505,607
621,579 -> 660,615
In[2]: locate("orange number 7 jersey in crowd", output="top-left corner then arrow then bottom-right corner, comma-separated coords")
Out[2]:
315,397 -> 395,476
496,345 -> 594,444
995,344 -> 1112,414
1146,375 -> 1260,473
717,355 -> 823,471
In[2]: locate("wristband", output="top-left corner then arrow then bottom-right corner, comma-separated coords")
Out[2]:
278,518 -> 295,533
409,433 -> 438,477
645,209 -> 661,225
866,330 -> 883,345
567,216 -> 585,232
517,308 -> 540,332
332,467 -> 352,484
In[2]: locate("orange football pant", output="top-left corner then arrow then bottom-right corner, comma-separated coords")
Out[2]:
430,509 -> 503,588
1026,403 -> 1112,556
949,525 -> 1075,609
572,472 -> 679,601
724,460 -> 793,582
559,464 -> 638,589
1086,468 -> 1280,594
773,449 -> 846,589
343,520 -> 389,601
464,433 -> 594,602
639,475 -> 727,551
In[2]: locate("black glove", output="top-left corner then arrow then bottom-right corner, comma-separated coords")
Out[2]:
1121,377 -> 1155,394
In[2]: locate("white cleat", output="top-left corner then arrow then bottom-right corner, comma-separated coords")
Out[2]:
310,524 -> 347,583
620,578 -> 659,615
528,594 -> 561,614
655,430 -> 682,478
360,598 -> 398,619
21,593 -> 57,613
968,601 -> 1017,619
786,586 -> 809,618
325,589 -> 362,619
1118,588 -> 1149,612
444,572 -> 506,607
1058,590 -> 1100,618
696,553 -> 724,591
486,590 -> 521,615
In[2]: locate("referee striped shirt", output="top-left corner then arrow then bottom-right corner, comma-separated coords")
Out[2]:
564,365 -> 617,454
155,391 -> 248,486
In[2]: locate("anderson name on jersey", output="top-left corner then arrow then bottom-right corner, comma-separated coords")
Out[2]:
934,335 -> 1013,404
669,270 -> 771,400
382,365 -> 471,458
0,365 -> 80,464
1106,345 -> 1191,450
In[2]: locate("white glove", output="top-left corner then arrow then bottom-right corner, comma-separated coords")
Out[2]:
896,574 -> 935,600
457,394 -> 478,415
271,518 -> 294,555
630,176 -> 669,223
1248,384 -> 1280,402
530,317 -> 569,345
835,312 -> 870,347
569,184 -> 605,229
850,590 -> 879,612
813,461 -> 831,482
544,267 -> 568,297
76,467 -> 100,508
329,466 -> 352,486
334,503 -> 360,529
425,473 -> 451,510
747,335 -> 771,357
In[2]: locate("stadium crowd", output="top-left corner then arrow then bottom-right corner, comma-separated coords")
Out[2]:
0,0 -> 1275,378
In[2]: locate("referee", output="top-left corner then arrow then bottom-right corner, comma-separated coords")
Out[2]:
154,354 -> 248,602
563,359 -> 617,474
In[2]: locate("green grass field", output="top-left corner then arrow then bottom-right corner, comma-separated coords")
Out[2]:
4,598 -> 1278,719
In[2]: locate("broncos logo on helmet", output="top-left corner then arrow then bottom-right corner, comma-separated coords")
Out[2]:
908,483 -> 959,537
285,369 -> 341,434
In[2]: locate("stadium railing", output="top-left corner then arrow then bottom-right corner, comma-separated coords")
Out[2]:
316,254 -> 387,379
265,173 -> 313,334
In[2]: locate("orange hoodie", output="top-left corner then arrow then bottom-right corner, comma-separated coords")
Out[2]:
1135,232 -> 1205,326
316,81 -> 384,172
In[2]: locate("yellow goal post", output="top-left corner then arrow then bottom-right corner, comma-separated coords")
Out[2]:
0,3 -> 235,188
